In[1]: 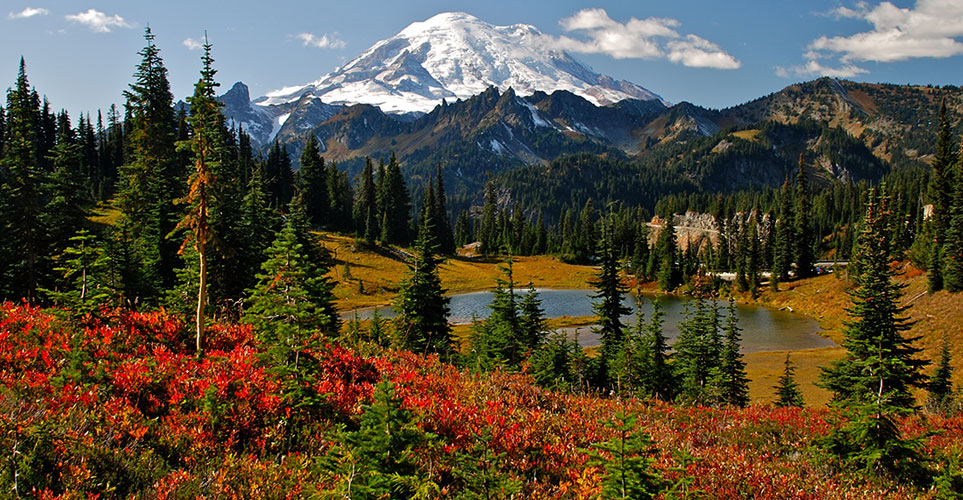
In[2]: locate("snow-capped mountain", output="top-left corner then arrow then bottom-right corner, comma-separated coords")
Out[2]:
255,12 -> 665,115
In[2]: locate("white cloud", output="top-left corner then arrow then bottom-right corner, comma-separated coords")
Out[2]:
8,7 -> 49,19
553,8 -> 740,69
294,32 -> 346,49
784,0 -> 963,77
183,37 -> 204,50
65,9 -> 133,33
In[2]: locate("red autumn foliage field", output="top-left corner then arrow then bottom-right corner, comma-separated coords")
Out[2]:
0,302 -> 959,499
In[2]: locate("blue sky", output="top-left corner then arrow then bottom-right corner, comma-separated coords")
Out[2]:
2,0 -> 962,116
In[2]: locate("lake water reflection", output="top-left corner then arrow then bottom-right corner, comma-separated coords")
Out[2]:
345,289 -> 836,353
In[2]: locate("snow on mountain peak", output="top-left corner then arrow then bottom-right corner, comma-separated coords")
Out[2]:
258,12 -> 664,114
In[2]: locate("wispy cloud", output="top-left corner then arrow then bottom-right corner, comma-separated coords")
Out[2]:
183,37 -> 204,50
65,9 -> 133,33
552,8 -> 740,70
779,0 -> 963,78
8,7 -> 49,19
294,32 -> 346,49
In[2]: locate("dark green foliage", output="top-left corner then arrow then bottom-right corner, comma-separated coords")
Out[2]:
927,99 -> 955,292
528,332 -> 587,391
450,428 -> 521,499
819,188 -> 931,483
465,258 -> 528,370
928,335 -> 956,413
264,139 -> 293,209
244,219 -> 338,369
820,189 -> 928,409
298,134 -> 329,229
518,282 -> 547,352
432,163 -> 456,254
453,209 -> 472,248
654,215 -> 680,291
773,354 -> 804,408
330,380 -> 435,499
355,157 -> 379,245
793,156 -> 815,279
479,182 -> 498,255
118,28 -> 182,303
394,212 -> 451,356
591,220 -> 632,386
673,298 -> 721,404
586,411 -> 665,499
379,153 -> 411,245
710,298 -> 749,407
640,298 -> 673,400
772,177 -> 794,286
945,150 -> 963,292
1,58 -> 48,302
42,230 -> 117,314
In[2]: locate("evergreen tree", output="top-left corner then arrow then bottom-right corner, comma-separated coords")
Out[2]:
238,165 -> 277,292
928,334 -> 956,413
673,298 -> 721,404
263,139 -> 293,209
518,282 -> 547,352
244,219 -> 339,367
454,209 -> 472,248
794,155 -> 815,279
1,58 -> 47,302
45,112 -> 90,267
654,214 -> 680,291
640,297 -> 673,400
355,157 -> 378,245
586,411 -> 665,499
944,144 -> 963,292
592,220 -> 632,386
327,160 -> 353,233
175,37 -> 223,353
394,210 -> 451,356
927,99 -> 955,292
747,212 -> 762,297
479,182 -> 498,255
467,258 -> 522,370
42,230 -> 117,315
772,177 -> 795,288
432,163 -> 455,254
819,188 -> 929,408
710,298 -> 750,407
819,188 -> 930,482
773,354 -> 805,408
118,27 -> 181,303
379,153 -> 410,245
299,134 -> 328,228
332,380 -> 432,499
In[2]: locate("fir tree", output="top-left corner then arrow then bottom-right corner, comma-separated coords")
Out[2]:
819,188 -> 930,482
466,257 -> 525,370
175,37 -> 223,353
518,281 -> 547,352
793,155 -> 815,279
479,182 -> 498,255
42,230 -> 116,315
928,334 -> 956,413
1,58 -> 47,302
592,219 -> 632,386
586,411 -> 665,499
355,157 -> 378,245
641,297 -> 673,400
771,177 -> 796,290
332,380 -> 433,499
673,298 -> 721,404
432,163 -> 455,254
244,219 -> 338,369
379,153 -> 410,245
773,353 -> 804,408
944,141 -> 963,292
454,209 -> 472,248
45,113 -> 91,267
710,298 -> 750,407
394,210 -> 451,356
118,27 -> 181,302
927,98 -> 955,292
299,134 -> 328,228
654,213 -> 680,291
819,188 -> 929,408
